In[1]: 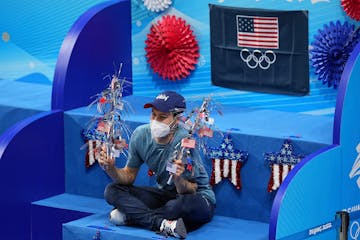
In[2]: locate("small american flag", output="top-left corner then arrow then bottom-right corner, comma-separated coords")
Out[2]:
236,15 -> 279,49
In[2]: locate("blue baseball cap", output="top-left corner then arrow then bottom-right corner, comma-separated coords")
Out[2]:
144,91 -> 186,113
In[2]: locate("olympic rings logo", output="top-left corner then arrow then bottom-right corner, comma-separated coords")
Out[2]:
351,221 -> 360,240
240,49 -> 276,70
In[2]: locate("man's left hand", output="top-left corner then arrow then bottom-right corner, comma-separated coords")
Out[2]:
173,159 -> 185,176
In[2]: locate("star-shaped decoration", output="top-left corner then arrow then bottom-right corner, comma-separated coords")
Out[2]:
208,134 -> 249,190
264,139 -> 304,165
208,134 -> 248,162
265,139 -> 305,192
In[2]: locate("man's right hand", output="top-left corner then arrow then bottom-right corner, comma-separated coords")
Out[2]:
98,144 -> 115,171
97,143 -> 139,185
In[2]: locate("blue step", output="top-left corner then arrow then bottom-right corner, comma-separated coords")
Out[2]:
32,193 -> 268,240
64,97 -> 332,222
63,213 -> 269,240
31,193 -> 112,240
0,80 -> 51,136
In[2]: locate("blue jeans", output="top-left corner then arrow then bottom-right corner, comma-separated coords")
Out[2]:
104,183 -> 215,231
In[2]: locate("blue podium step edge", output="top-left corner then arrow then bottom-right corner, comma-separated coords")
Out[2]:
63,213 -> 269,240
66,95 -> 333,145
0,80 -> 51,110
0,80 -> 52,136
32,193 -> 112,214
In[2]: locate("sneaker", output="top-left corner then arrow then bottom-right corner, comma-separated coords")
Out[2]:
109,208 -> 126,226
160,218 -> 187,239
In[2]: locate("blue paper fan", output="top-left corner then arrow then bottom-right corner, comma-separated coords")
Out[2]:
311,21 -> 360,88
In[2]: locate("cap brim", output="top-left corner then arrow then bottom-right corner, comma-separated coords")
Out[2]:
143,102 -> 170,112
143,103 -> 154,109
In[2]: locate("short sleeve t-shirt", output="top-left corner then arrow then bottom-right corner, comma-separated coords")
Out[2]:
126,124 -> 216,204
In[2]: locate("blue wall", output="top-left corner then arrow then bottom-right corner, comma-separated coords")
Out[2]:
130,0 -> 359,116
0,1 -> 105,81
1,0 -> 358,116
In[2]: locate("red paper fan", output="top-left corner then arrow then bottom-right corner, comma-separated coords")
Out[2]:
145,15 -> 199,81
341,0 -> 360,21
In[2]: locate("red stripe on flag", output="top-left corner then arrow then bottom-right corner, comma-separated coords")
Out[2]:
239,35 -> 278,41
253,17 -> 278,21
240,33 -> 278,39
254,26 -> 278,30
237,42 -> 278,49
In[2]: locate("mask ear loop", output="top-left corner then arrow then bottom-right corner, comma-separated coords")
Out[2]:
169,108 -> 185,133
168,117 -> 178,133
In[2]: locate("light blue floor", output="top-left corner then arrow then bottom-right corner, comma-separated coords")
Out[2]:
63,213 -> 269,240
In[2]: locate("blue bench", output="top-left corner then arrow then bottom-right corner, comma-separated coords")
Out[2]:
32,194 -> 269,240
29,98 -> 331,239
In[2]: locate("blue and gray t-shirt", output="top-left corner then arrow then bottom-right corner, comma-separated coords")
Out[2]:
126,124 -> 216,204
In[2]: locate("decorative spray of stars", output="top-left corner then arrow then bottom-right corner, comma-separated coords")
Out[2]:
163,97 -> 217,182
81,65 -> 132,168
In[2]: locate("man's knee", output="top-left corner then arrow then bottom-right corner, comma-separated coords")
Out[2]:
104,183 -> 115,204
104,183 -> 129,204
162,195 -> 192,218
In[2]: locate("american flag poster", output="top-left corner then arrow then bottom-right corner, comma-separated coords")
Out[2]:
209,5 -> 309,95
236,15 -> 279,49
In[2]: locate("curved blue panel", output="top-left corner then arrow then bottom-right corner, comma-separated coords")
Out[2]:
0,111 -> 64,239
333,41 -> 360,145
269,41 -> 360,239
269,145 -> 341,239
52,0 -> 131,111
335,41 -> 360,218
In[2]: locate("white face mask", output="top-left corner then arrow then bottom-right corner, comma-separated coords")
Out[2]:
150,120 -> 171,138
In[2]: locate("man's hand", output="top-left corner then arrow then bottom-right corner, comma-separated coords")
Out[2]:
173,159 -> 185,176
97,143 -> 139,185
98,144 -> 115,171
171,159 -> 197,194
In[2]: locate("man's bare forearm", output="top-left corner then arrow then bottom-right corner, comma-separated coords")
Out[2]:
173,175 -> 197,194
105,167 -> 136,185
